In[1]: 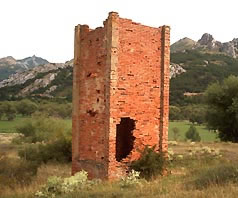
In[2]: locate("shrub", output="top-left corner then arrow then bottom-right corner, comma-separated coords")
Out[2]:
185,125 -> 201,142
130,146 -> 167,179
172,127 -> 180,141
119,170 -> 141,188
16,113 -> 71,143
0,156 -> 38,187
35,171 -> 89,198
18,133 -> 72,164
193,164 -> 238,189
168,148 -> 174,161
187,146 -> 222,158
17,113 -> 72,164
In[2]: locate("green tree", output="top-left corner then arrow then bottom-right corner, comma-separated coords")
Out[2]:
205,75 -> 238,142
16,99 -> 38,116
185,125 -> 201,142
0,101 -> 16,121
169,106 -> 182,121
181,105 -> 206,124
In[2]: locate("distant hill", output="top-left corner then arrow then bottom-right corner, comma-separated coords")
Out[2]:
0,55 -> 49,81
171,37 -> 197,53
0,59 -> 73,101
171,33 -> 238,58
1,33 -> 238,105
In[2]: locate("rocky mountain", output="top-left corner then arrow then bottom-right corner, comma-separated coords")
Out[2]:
1,32 -> 238,104
0,55 -> 49,81
0,59 -> 73,100
171,33 -> 238,58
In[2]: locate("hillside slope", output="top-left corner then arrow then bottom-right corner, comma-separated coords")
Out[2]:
170,50 -> 238,105
1,33 -> 238,105
0,60 -> 73,101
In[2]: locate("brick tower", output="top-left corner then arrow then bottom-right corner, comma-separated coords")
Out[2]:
72,12 -> 170,180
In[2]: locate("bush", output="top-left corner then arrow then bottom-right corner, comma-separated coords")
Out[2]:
193,164 -> 238,189
18,136 -> 72,164
0,156 -> 38,187
119,170 -> 141,188
185,125 -> 201,142
16,113 -> 71,143
35,171 -> 89,197
16,113 -> 72,164
172,127 -> 180,141
130,146 -> 167,179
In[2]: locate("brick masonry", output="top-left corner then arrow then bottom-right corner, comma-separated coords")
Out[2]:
72,12 -> 170,180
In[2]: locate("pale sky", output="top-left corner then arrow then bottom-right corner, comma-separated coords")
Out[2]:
0,0 -> 237,63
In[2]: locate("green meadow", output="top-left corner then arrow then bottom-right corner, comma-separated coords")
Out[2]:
169,121 -> 218,142
0,117 -> 218,142
0,116 -> 72,133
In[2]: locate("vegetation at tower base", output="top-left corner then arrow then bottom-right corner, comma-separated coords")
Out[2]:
205,75 -> 238,142
130,146 -> 167,180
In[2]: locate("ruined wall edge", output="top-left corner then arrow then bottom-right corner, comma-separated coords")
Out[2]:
72,25 -> 81,171
159,26 -> 170,153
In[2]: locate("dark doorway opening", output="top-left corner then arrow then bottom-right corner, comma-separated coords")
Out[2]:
116,117 -> 136,162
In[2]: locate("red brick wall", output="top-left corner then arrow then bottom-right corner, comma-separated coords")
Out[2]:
72,25 -> 110,179
72,12 -> 170,180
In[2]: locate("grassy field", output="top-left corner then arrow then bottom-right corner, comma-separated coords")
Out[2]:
0,116 -> 72,133
0,116 -> 29,133
1,118 -> 238,197
169,121 -> 218,142
1,118 -> 217,142
1,138 -> 238,198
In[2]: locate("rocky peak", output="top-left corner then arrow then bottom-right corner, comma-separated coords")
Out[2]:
198,33 -> 215,45
17,55 -> 49,69
172,33 -> 238,58
198,33 -> 222,50
0,55 -> 50,81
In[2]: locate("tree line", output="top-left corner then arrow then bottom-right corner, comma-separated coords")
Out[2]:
0,99 -> 72,120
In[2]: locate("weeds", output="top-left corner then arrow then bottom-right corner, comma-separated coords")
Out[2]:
193,164 -> 238,189
0,156 -> 38,188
